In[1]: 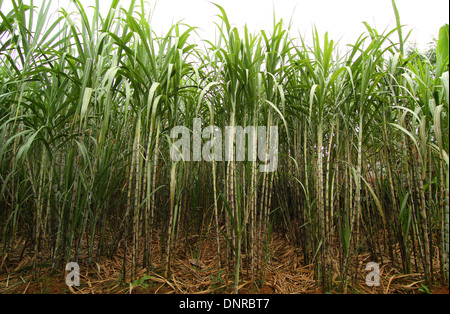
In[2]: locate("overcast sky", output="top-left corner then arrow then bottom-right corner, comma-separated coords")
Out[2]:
2,0 -> 449,50
145,0 -> 449,48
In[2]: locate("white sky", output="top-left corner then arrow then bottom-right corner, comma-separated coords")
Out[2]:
1,0 -> 449,50
145,0 -> 449,50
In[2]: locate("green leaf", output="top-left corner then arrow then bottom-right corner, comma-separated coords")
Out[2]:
436,24 -> 449,77
16,128 -> 42,162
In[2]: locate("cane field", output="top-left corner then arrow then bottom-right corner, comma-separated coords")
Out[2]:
0,0 -> 448,294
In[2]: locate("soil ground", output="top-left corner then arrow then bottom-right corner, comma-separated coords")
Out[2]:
0,233 -> 448,294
